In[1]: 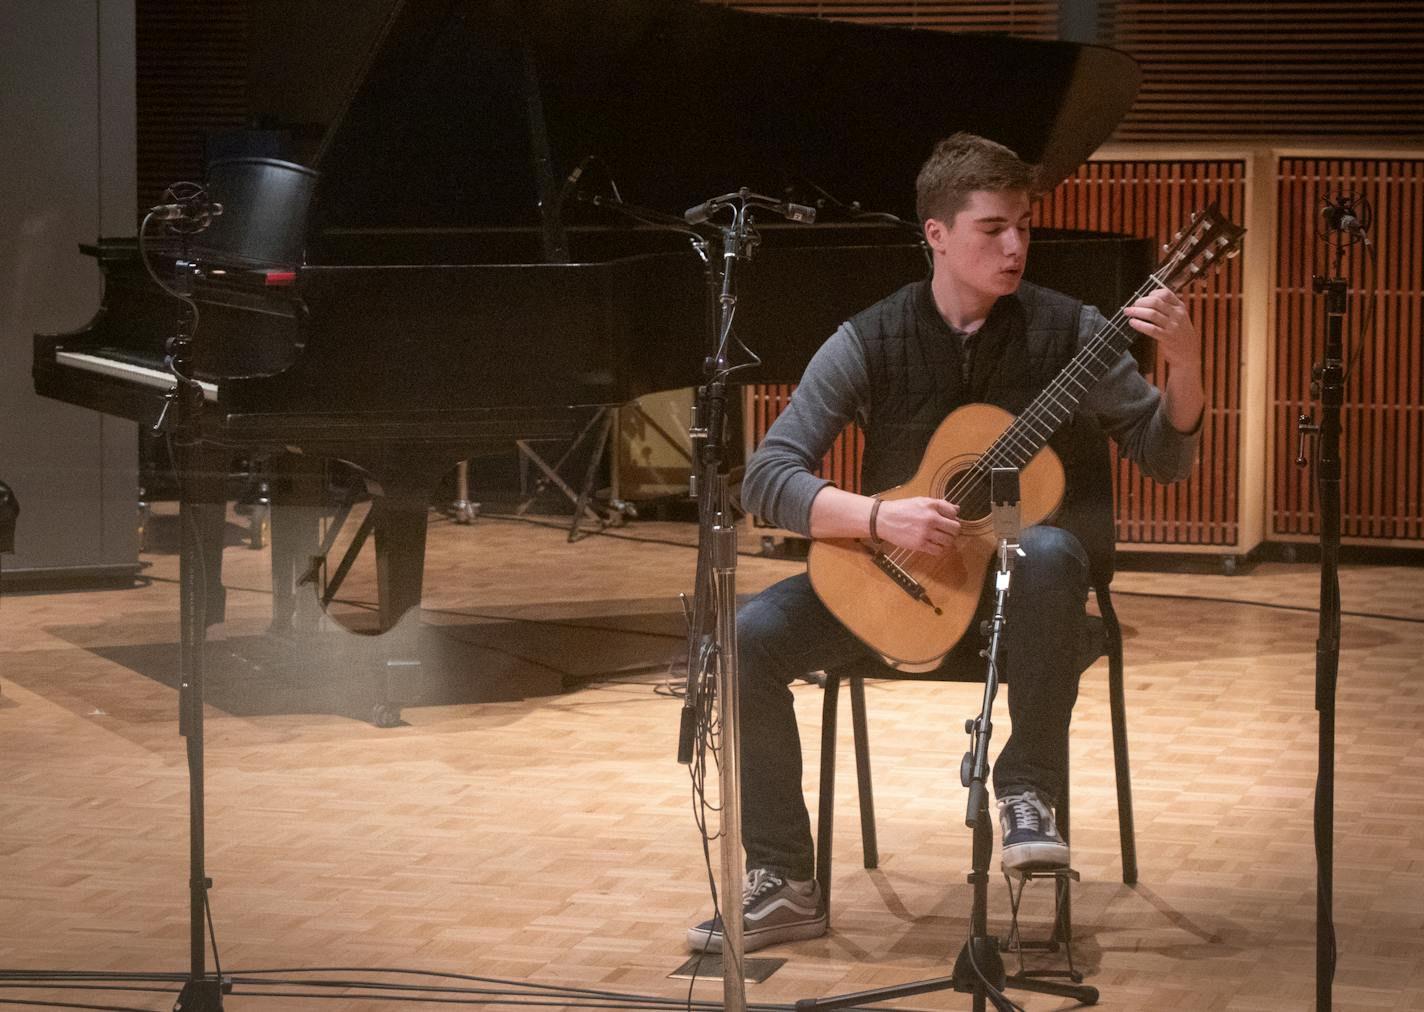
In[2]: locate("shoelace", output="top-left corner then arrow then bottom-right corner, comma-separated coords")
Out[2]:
1004,795 -> 1042,831
743,868 -> 784,903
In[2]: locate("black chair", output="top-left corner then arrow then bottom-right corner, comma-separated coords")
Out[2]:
812,420 -> 1138,918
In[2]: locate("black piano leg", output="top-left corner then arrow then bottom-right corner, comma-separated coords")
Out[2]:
268,456 -> 324,638
368,491 -> 430,727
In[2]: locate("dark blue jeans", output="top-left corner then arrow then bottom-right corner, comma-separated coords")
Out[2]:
738,525 -> 1091,881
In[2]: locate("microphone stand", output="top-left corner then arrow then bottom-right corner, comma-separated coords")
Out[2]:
678,193 -> 755,1012
1298,217 -> 1357,1012
143,206 -> 228,1012
673,189 -> 814,1012
796,468 -> 1096,1011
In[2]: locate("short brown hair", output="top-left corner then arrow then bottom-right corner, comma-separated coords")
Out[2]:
915,132 -> 1038,224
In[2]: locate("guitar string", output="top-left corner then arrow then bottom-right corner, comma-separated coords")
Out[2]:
875,259 -> 1186,572
877,303 -> 1151,570
879,214 -> 1237,572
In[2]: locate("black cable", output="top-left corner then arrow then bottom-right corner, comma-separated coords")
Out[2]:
684,624 -> 727,1007
0,973 -> 183,982
0,983 -> 178,996
0,966 -> 952,1012
1111,587 -> 1424,625
227,966 -> 881,1010
474,511 -> 771,559
202,990 -> 688,1008
0,999 -> 159,1011
1341,235 -> 1377,387
961,939 -> 1025,1012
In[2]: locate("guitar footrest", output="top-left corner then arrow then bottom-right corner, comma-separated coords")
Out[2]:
1000,865 -> 1083,983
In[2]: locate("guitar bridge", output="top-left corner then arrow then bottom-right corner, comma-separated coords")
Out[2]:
871,551 -> 942,614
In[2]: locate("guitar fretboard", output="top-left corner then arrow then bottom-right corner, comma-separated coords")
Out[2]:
980,278 -> 1160,471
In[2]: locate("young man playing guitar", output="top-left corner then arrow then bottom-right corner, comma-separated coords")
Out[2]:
688,133 -> 1204,954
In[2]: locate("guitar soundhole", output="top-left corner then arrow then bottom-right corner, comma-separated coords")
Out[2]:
943,464 -> 992,524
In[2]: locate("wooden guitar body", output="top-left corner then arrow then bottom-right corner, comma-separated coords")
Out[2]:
807,402 -> 1065,666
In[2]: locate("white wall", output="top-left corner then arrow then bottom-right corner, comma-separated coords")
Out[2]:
0,1 -> 139,580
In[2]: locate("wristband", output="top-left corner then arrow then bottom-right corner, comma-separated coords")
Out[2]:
868,496 -> 883,547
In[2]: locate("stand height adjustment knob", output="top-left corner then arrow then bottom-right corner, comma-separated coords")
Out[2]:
1297,414 -> 1319,467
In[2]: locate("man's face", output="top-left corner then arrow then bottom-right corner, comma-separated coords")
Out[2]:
924,188 -> 1031,303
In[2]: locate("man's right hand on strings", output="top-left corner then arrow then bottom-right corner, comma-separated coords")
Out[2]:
809,486 -> 961,554
873,497 -> 962,554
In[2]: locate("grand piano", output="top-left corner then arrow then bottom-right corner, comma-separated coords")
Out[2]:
33,0 -> 1151,714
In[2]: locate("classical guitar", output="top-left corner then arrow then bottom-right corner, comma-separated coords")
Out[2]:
807,206 -> 1246,666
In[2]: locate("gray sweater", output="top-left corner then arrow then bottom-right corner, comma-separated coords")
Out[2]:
742,303 -> 1201,536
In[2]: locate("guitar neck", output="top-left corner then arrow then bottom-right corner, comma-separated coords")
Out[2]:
983,287 -> 1153,470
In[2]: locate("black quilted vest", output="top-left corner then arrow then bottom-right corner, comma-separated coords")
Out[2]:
852,279 -> 1116,584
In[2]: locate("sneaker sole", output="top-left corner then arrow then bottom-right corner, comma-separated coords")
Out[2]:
1002,840 -> 1070,871
686,916 -> 827,954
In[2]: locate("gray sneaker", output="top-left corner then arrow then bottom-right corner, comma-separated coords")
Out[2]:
686,868 -> 827,953
998,790 -> 1070,871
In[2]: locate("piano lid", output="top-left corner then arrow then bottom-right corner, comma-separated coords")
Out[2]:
310,0 -> 1140,238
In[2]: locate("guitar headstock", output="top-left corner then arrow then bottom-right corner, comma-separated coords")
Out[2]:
1155,205 -> 1246,293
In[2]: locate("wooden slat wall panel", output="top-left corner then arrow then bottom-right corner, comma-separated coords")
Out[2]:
135,0 -> 249,216
720,1 -> 1424,143
715,1 -> 1057,37
1104,2 -> 1424,142
1035,161 -> 1247,547
743,385 -> 864,497
1274,158 -> 1424,542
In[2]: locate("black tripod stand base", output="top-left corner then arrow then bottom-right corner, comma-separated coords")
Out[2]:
1004,973 -> 1099,1005
173,975 -> 226,1011
790,939 -> 1097,1010
951,936 -> 1006,994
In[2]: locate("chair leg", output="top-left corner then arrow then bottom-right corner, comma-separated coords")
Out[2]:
816,673 -> 840,913
1098,588 -> 1138,885
848,676 -> 879,869
1054,749 -> 1072,943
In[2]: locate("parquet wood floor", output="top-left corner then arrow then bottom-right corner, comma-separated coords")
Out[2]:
2,508 -> 1422,1010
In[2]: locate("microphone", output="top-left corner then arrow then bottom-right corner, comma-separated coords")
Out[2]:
779,201 -> 816,224
149,203 -> 189,221
685,198 -> 817,225
1321,195 -> 1364,237
149,197 -> 223,225
558,155 -> 592,206
684,199 -> 719,225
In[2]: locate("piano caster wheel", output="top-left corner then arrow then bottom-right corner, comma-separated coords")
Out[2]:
370,702 -> 402,728
606,498 -> 636,528
452,499 -> 479,525
137,500 -> 150,553
247,504 -> 269,550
